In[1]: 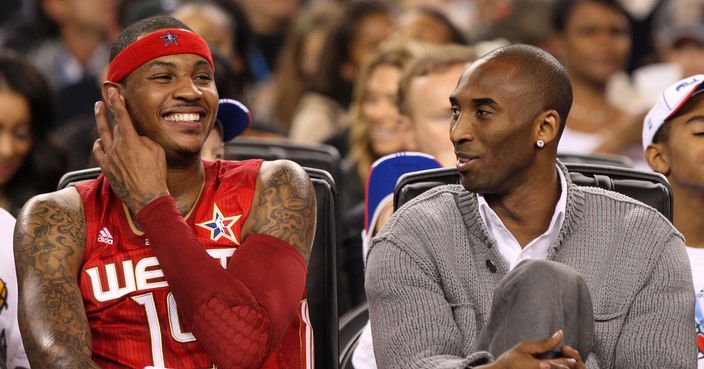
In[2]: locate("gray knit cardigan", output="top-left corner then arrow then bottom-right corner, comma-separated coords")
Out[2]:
366,163 -> 696,369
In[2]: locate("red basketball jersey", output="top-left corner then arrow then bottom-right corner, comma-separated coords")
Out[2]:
76,160 -> 313,369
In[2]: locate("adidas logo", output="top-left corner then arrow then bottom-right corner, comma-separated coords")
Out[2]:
98,227 -> 114,245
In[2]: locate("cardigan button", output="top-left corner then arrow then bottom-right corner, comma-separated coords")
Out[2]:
486,259 -> 497,273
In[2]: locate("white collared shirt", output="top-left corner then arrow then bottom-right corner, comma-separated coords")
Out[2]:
476,166 -> 567,271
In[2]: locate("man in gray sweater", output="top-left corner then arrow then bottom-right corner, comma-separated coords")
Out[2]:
365,44 -> 695,369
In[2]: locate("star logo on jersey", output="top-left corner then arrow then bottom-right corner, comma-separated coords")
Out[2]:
160,31 -> 179,47
197,203 -> 241,244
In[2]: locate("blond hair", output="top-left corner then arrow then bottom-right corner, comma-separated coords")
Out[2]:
347,42 -> 429,184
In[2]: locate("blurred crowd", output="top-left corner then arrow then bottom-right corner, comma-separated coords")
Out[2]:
0,0 -> 703,311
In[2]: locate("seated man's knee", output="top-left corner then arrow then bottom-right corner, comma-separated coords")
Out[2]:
508,259 -> 587,292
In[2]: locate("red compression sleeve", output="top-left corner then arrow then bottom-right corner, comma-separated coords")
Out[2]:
136,196 -> 307,369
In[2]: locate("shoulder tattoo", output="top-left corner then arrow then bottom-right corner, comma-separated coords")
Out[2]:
248,163 -> 316,258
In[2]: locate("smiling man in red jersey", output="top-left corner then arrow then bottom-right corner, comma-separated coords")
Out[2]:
365,44 -> 694,369
14,16 -> 315,369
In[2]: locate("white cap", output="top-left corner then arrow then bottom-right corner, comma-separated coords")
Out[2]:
643,74 -> 704,151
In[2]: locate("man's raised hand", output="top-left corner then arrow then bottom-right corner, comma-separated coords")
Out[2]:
93,86 -> 169,213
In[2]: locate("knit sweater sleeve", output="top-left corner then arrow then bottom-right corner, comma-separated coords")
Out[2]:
365,234 -> 493,369
612,231 -> 696,368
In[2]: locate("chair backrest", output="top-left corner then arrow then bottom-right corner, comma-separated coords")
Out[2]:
57,165 -> 339,369
394,163 -> 673,220
225,137 -> 342,186
557,153 -> 634,168
338,302 -> 369,369
304,168 -> 339,369
57,167 -> 102,190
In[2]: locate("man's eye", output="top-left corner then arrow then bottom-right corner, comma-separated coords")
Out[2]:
195,74 -> 212,81
476,109 -> 490,118
450,106 -> 461,120
151,74 -> 171,81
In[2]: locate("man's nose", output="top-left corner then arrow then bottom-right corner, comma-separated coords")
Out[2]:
173,77 -> 202,101
449,116 -> 474,145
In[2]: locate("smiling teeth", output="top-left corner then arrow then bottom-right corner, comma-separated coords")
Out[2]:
165,113 -> 200,122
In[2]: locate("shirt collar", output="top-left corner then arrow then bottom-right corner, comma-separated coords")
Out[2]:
476,164 -> 567,245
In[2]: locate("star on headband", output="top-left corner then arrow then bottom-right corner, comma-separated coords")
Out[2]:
160,31 -> 179,47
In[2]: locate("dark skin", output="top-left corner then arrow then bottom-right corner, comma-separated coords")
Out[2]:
646,94 -> 704,248
14,51 -> 315,368
450,58 -> 562,246
450,57 -> 585,369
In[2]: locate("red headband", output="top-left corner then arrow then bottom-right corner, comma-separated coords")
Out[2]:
107,28 -> 214,82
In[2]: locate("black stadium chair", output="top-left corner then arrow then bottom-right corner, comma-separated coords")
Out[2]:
57,165 -> 339,369
304,168 -> 340,369
225,137 -> 342,185
394,162 -> 672,220
57,167 -> 102,189
558,153 -> 634,168
338,302 -> 369,369
337,162 -> 673,367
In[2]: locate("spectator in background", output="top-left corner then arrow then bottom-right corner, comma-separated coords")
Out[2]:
269,2 -> 342,134
337,42 -> 426,312
344,43 -> 427,211
0,208 -> 29,369
0,52 -> 65,216
397,44 -> 475,167
353,153 -> 441,369
391,7 -> 467,45
552,0 -> 642,160
633,22 -> 704,108
643,74 -> 704,368
236,0 -> 301,85
235,0 -> 301,124
21,0 -> 118,126
656,23 -> 704,81
289,1 -> 393,145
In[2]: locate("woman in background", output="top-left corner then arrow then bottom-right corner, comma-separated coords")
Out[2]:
553,0 -> 641,161
288,1 -> 394,145
270,2 -> 342,134
0,52 -> 65,215
338,42 -> 426,311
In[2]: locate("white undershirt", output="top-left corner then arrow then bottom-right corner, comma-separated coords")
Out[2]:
0,208 -> 29,369
476,166 -> 567,271
685,246 -> 704,367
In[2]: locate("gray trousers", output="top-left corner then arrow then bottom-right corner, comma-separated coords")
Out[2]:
477,259 -> 594,360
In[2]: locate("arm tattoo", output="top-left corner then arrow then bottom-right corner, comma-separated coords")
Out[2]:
248,163 -> 316,259
14,191 -> 100,369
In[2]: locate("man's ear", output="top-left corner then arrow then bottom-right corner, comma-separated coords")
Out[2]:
645,143 -> 671,176
535,110 -> 560,146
